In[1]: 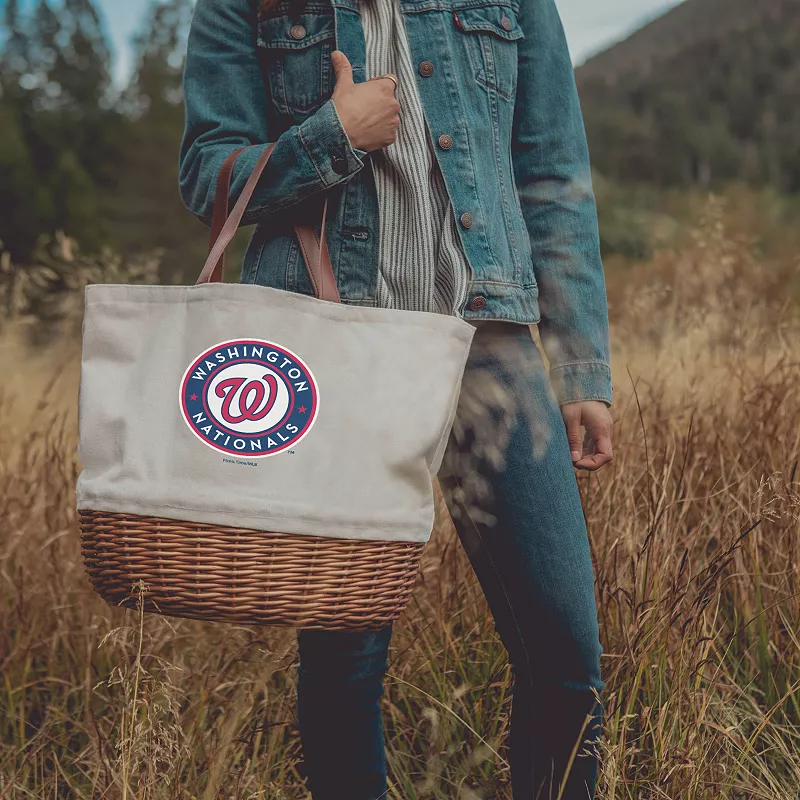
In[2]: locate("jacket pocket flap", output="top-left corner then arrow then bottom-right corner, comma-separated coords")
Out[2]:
454,6 -> 524,41
258,14 -> 335,50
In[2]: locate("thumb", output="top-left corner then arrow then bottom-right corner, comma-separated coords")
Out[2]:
562,406 -> 584,463
331,50 -> 354,86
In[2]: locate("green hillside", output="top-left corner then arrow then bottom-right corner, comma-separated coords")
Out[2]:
575,0 -> 800,190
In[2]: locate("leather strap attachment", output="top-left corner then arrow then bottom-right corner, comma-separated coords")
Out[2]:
200,144 -> 340,303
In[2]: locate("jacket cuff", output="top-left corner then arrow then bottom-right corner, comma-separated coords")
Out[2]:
298,99 -> 366,186
549,361 -> 613,408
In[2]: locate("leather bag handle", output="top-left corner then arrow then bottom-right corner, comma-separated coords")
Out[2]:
198,143 -> 340,303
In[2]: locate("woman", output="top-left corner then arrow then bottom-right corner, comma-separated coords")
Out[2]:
180,0 -> 614,796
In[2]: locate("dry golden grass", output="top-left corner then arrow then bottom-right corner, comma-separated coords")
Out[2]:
1,193 -> 800,798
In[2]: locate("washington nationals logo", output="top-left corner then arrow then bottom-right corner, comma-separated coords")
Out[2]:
179,338 -> 319,457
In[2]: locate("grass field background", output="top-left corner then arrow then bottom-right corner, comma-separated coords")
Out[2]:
1,192 -> 800,798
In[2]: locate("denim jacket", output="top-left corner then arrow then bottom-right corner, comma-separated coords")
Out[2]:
179,0 -> 613,407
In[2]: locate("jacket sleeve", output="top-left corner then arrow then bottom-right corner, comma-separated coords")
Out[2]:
179,0 -> 367,227
511,0 -> 613,408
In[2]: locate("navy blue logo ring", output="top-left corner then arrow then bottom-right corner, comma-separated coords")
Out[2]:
179,338 -> 319,457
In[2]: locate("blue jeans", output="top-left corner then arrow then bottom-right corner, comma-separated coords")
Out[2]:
296,322 -> 605,799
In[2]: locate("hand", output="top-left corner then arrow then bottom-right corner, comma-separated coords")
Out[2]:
561,401 -> 614,471
331,50 -> 400,152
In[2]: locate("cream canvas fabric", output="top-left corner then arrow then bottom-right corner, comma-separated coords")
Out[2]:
76,280 -> 475,544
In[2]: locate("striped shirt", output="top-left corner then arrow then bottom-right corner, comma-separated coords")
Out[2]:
358,0 -> 471,316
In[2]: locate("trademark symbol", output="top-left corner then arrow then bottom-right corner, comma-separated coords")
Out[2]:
288,450 -> 296,454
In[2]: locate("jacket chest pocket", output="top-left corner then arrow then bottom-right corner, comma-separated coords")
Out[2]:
258,13 -> 336,119
453,4 -> 524,100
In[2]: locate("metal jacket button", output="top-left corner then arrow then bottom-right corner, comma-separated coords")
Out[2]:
438,133 -> 453,150
290,24 -> 307,39
500,15 -> 513,31
419,61 -> 434,77
469,295 -> 487,311
460,211 -> 473,229
331,155 -> 348,174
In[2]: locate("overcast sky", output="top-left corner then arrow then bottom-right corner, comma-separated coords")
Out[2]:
22,0 -> 685,85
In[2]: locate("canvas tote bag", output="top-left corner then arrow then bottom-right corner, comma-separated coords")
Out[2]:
77,142 -> 476,630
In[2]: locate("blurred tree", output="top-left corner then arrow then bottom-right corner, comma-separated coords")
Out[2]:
0,0 -> 247,281
576,0 -> 800,192
0,0 -> 28,93
0,0 -> 123,259
107,0 -> 208,282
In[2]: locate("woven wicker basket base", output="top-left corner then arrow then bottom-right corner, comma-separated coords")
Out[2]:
79,511 -> 425,630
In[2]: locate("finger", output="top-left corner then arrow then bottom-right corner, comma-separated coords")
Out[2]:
367,74 -> 399,95
574,433 -> 613,471
331,50 -> 354,86
562,408 -> 584,464
574,453 -> 612,471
